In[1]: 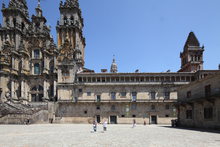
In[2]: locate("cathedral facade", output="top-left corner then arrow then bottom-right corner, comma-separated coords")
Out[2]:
0,0 -> 218,124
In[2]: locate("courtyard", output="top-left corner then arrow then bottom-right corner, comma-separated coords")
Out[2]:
0,124 -> 219,147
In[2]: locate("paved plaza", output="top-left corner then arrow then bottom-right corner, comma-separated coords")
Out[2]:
0,124 -> 219,147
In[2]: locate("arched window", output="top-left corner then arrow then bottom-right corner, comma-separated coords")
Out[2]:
70,16 -> 74,25
34,63 -> 40,75
64,16 -> 67,25
21,22 -> 25,31
13,18 -> 16,27
31,85 -> 43,102
49,60 -> 54,73
50,85 -> 54,97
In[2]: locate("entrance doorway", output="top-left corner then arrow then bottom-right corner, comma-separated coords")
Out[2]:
31,85 -> 44,102
151,115 -> 157,124
96,115 -> 101,123
110,116 -> 117,124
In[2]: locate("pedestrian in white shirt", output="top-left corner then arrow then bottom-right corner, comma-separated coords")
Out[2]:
103,120 -> 107,131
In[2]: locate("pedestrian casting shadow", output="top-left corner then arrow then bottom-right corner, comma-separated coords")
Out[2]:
159,126 -> 220,134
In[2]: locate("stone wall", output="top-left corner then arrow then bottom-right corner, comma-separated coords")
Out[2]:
55,102 -> 176,124
178,72 -> 220,129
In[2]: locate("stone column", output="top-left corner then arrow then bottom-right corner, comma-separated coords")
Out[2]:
53,81 -> 56,97
11,57 -> 15,69
43,80 -> 47,99
11,80 -> 14,98
21,80 -> 24,98
53,56 -> 57,73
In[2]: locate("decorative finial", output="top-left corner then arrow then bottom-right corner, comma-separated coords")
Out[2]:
38,0 -> 41,8
110,55 -> 118,73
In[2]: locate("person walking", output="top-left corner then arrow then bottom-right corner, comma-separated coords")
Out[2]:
144,120 -> 146,126
93,120 -> 97,132
103,120 -> 107,131
132,119 -> 136,128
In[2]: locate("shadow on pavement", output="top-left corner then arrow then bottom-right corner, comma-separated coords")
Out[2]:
159,125 -> 220,134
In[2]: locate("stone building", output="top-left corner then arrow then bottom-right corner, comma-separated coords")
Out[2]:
177,72 -> 220,129
0,0 -> 57,104
0,0 -> 219,124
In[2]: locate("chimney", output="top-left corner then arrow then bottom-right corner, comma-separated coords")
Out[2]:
101,69 -> 107,73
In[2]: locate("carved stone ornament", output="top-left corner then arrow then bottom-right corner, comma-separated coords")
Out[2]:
28,38 -> 40,48
0,41 -> 13,64
57,39 -> 75,62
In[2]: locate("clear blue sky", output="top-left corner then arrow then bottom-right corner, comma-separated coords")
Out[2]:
1,0 -> 220,73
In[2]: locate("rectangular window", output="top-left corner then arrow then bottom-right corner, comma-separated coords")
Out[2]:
111,105 -> 116,111
165,104 -> 169,110
132,92 -> 137,102
96,95 -> 101,102
151,105 -> 155,110
204,107 -> 213,119
34,50 -> 40,59
79,89 -> 83,93
120,92 -> 126,97
131,103 -> 137,110
150,92 -> 156,99
186,110 -> 193,119
87,92 -> 91,96
187,91 -> 191,98
205,85 -> 211,97
34,63 -> 40,75
164,92 -> 170,100
111,92 -> 116,100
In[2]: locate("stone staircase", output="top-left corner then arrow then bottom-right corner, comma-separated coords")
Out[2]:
0,101 -> 50,124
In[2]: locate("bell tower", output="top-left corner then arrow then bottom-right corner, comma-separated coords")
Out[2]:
179,32 -> 204,72
1,0 -> 30,50
56,0 -> 85,65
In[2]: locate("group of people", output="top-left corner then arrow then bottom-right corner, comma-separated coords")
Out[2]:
93,120 -> 107,132
92,119 -> 147,132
